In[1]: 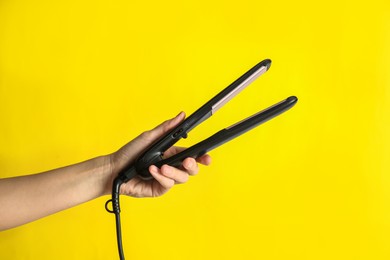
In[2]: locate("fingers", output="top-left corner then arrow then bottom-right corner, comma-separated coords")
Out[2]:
153,163 -> 190,184
181,157 -> 199,176
196,154 -> 212,166
162,146 -> 186,159
161,164 -> 190,183
149,158 -> 198,187
163,147 -> 212,167
149,165 -> 175,189
146,154 -> 212,197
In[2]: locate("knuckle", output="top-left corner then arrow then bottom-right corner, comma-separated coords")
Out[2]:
161,165 -> 172,176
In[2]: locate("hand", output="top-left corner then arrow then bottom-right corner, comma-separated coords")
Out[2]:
0,113 -> 209,230
108,112 -> 211,197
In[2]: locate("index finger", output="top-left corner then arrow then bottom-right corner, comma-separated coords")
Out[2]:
162,146 -> 212,166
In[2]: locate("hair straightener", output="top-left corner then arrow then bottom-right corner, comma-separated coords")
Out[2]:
105,59 -> 298,260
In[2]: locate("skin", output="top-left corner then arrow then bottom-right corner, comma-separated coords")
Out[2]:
0,112 -> 211,231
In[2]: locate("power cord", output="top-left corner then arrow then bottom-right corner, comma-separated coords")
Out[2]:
105,174 -> 136,260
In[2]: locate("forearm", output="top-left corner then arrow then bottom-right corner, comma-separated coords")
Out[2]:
0,155 -> 113,231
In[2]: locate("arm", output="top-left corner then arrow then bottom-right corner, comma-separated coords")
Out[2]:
0,156 -> 110,231
0,112 -> 211,231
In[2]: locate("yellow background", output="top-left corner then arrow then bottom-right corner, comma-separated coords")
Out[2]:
1,0 -> 389,259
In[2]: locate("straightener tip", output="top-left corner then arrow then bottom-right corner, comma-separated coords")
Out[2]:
287,96 -> 298,104
263,59 -> 272,71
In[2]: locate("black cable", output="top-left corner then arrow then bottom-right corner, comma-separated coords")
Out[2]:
115,210 -> 125,260
106,165 -> 138,260
106,177 -> 126,260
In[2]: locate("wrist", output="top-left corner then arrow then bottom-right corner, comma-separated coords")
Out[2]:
95,154 -> 115,196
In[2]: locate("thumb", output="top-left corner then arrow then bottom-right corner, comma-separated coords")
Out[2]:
111,112 -> 186,173
142,111 -> 186,143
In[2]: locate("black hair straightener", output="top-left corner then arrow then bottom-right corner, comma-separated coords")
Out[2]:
105,59 -> 298,260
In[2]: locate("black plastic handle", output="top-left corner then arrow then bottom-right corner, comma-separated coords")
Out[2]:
129,59 -> 272,180
153,96 -> 298,170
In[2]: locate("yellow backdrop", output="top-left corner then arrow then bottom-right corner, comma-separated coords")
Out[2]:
1,0 -> 389,259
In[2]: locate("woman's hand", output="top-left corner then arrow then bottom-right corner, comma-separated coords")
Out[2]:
0,111 -> 210,230
108,112 -> 211,197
